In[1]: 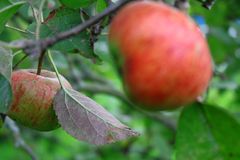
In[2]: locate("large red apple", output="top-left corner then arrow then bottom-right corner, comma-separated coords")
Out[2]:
8,69 -> 72,131
109,1 -> 212,110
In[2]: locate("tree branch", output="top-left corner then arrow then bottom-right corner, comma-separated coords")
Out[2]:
5,117 -> 38,160
12,0 -> 131,57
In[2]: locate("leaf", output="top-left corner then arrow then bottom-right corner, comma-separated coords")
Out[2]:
0,46 -> 12,81
0,1 -> 25,33
59,0 -> 96,9
96,0 -> 107,13
0,113 -> 6,128
0,118 -> 2,128
54,88 -> 139,145
0,73 -> 12,114
174,103 -> 240,160
95,0 -> 108,27
28,8 -> 98,60
0,0 -> 11,10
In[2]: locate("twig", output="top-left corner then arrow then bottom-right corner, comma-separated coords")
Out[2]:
5,117 -> 38,160
12,0 -> 131,57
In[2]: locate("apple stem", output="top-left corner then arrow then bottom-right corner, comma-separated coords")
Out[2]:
36,51 -> 46,75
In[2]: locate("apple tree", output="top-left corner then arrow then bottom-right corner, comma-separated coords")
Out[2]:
0,0 -> 240,159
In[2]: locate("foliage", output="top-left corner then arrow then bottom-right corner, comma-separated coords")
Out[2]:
0,0 -> 240,160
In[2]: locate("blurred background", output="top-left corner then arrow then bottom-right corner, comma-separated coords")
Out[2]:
0,0 -> 240,159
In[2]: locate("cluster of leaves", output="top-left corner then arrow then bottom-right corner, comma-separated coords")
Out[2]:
0,0 -> 240,160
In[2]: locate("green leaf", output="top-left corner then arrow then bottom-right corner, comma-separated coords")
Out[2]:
0,46 -> 12,81
28,7 -> 98,60
0,0 -> 11,10
0,118 -> 2,128
54,88 -> 139,145
0,73 -> 12,114
96,0 -> 107,13
94,32 -> 112,62
174,103 -> 240,160
0,1 -> 25,33
59,0 -> 96,9
0,113 -> 5,128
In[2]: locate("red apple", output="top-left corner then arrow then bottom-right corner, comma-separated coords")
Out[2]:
109,1 -> 212,110
8,69 -> 72,131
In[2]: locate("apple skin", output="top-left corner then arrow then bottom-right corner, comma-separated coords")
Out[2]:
109,1 -> 212,110
8,69 -> 72,131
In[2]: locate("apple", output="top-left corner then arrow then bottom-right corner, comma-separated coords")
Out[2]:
8,69 -> 72,131
109,1 -> 212,110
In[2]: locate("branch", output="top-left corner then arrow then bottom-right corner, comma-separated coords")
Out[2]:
5,117 -> 38,160
12,0 -> 131,57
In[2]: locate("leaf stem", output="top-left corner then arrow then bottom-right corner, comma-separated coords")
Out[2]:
47,50 -> 65,89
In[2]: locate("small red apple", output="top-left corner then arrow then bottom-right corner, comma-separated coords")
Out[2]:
8,69 -> 72,131
109,1 -> 212,110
